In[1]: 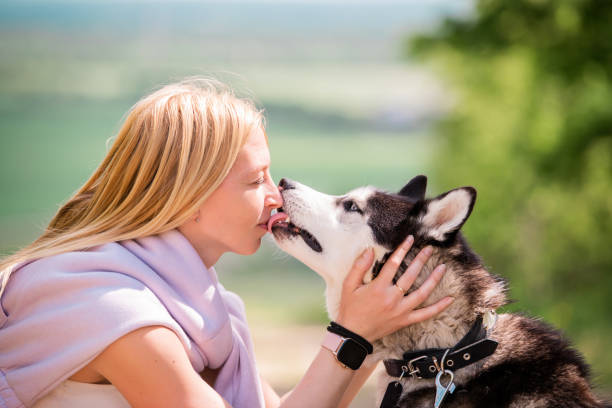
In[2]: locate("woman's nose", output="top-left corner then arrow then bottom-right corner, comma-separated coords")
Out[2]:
265,179 -> 284,208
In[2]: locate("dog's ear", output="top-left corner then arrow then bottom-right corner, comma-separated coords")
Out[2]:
420,187 -> 476,241
399,175 -> 427,201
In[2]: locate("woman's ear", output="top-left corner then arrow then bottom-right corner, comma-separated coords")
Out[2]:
419,187 -> 476,241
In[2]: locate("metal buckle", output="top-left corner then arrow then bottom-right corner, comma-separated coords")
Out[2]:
432,349 -> 451,373
440,349 -> 450,373
432,356 -> 442,372
407,355 -> 427,379
398,365 -> 409,381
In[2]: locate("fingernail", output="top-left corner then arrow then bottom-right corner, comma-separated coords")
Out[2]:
445,296 -> 455,304
424,246 -> 433,256
357,248 -> 373,266
403,235 -> 414,248
438,263 -> 446,273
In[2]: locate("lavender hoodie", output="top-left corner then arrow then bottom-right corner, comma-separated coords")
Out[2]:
0,230 -> 265,408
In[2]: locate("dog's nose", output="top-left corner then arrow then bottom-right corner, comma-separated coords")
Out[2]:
278,178 -> 295,191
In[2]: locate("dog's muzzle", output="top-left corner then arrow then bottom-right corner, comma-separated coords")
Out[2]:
268,208 -> 323,253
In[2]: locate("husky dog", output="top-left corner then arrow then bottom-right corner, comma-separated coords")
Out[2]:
268,176 -> 609,408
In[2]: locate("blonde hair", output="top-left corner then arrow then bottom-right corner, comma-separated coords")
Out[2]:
0,78 -> 263,295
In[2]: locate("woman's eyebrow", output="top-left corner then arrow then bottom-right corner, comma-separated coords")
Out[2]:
248,164 -> 269,175
242,167 -> 266,180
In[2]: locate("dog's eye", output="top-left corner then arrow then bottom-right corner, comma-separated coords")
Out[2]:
343,200 -> 362,214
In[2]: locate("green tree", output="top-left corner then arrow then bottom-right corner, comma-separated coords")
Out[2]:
408,0 -> 612,390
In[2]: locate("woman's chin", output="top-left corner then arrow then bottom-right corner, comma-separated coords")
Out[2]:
234,239 -> 262,256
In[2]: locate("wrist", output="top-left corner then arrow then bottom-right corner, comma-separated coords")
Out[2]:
328,316 -> 377,343
327,321 -> 373,354
332,317 -> 375,343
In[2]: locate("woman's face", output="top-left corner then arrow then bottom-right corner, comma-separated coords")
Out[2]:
179,127 -> 283,266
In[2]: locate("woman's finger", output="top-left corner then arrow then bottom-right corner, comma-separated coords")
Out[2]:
403,296 -> 454,326
394,246 -> 434,293
377,235 -> 414,285
402,263 -> 447,308
342,247 -> 375,293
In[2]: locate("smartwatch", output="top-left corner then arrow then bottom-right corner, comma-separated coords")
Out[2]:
321,331 -> 368,370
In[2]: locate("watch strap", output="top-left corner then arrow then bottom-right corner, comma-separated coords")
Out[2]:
322,331 -> 343,354
327,321 -> 373,354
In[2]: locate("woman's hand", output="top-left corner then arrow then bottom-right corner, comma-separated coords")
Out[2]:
335,235 -> 453,342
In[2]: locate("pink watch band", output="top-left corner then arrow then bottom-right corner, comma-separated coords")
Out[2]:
322,331 -> 344,354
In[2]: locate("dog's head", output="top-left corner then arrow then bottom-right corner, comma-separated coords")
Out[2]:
269,175 -> 477,287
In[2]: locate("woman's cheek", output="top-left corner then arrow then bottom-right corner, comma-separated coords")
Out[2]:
253,189 -> 267,209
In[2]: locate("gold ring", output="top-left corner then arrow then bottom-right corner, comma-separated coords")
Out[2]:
394,283 -> 406,295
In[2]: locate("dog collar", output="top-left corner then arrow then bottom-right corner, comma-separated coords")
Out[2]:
383,314 -> 498,380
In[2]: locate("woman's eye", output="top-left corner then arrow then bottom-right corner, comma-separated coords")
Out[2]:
254,177 -> 265,185
343,200 -> 362,213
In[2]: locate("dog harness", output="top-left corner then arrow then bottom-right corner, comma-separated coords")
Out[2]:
380,312 -> 498,408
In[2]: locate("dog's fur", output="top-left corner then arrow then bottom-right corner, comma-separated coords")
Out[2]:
270,176 -> 609,408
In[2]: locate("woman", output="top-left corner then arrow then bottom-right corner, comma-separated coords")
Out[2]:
0,79 -> 452,408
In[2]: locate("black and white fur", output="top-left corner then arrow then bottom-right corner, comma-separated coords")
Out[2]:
270,176 -> 609,408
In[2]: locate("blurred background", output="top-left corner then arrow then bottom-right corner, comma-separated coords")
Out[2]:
1,0 -> 610,405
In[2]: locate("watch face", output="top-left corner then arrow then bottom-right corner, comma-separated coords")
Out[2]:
337,338 -> 368,370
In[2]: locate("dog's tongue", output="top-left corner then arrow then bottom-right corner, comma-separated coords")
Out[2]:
267,212 -> 289,233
